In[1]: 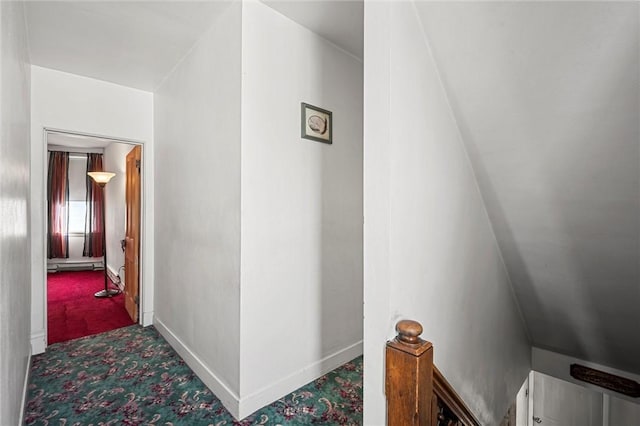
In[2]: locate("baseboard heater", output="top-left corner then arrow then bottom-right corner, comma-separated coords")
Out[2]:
47,261 -> 104,272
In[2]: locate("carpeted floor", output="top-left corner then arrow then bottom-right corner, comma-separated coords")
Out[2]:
47,270 -> 134,344
25,325 -> 363,425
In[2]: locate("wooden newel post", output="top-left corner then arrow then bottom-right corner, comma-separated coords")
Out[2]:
386,320 -> 433,426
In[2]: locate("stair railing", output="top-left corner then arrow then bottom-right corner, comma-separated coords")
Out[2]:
386,320 -> 480,426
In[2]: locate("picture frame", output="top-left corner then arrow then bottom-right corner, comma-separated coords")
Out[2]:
301,102 -> 332,144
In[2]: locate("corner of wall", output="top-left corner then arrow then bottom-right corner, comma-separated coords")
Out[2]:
18,353 -> 32,425
236,341 -> 363,419
30,331 -> 46,355
362,1 -> 393,425
153,318 -> 241,418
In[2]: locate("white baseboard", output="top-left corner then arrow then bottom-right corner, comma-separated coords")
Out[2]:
47,259 -> 103,271
141,311 -> 154,327
154,317 -> 362,421
153,317 -> 241,418
19,352 -> 32,425
30,330 -> 46,355
237,340 -> 363,419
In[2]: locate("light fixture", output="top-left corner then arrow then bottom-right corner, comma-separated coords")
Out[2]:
87,172 -> 116,187
88,171 -> 119,298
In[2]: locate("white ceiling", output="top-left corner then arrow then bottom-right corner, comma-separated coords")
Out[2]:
416,2 -> 640,374
47,132 -> 119,149
262,1 -> 363,59
24,1 -> 361,92
25,1 -> 233,91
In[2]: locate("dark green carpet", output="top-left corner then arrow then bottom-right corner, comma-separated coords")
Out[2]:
25,325 -> 363,425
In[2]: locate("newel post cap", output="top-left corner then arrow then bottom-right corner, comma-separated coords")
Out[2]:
396,320 -> 423,344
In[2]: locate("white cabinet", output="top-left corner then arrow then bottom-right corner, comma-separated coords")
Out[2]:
609,396 -> 640,426
530,372 -> 640,426
532,372 -> 603,426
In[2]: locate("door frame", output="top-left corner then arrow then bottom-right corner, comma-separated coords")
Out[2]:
39,127 -> 151,348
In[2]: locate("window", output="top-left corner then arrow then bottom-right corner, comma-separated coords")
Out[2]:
68,200 -> 86,234
67,156 -> 88,235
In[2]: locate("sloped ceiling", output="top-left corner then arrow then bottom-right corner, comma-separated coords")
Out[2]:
261,0 -> 363,59
25,0 -> 361,91
25,1 -> 232,91
415,2 -> 640,374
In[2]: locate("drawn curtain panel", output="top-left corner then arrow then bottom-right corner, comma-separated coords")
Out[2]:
47,151 -> 70,259
83,153 -> 104,257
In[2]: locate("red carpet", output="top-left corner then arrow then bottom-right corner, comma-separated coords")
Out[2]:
47,270 -> 134,345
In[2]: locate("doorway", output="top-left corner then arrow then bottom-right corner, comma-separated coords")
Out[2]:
44,130 -> 144,344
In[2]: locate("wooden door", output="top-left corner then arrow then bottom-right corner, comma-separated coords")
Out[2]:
532,372 -> 603,426
124,146 -> 141,322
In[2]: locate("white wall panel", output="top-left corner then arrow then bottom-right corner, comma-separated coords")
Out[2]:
0,1 -> 31,423
239,1 -> 363,417
30,66 -> 154,352
153,0 -> 242,416
363,2 -> 531,424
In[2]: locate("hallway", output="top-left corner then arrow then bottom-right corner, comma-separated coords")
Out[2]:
2,1 -> 639,424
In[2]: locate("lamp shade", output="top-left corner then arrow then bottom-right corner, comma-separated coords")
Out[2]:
87,171 -> 116,185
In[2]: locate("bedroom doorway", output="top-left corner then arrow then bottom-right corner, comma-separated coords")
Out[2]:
44,130 -> 144,344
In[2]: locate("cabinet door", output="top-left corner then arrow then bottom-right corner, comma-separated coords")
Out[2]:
610,396 -> 640,426
533,372 -> 602,426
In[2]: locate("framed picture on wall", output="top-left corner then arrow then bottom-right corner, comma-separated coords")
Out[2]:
301,102 -> 332,144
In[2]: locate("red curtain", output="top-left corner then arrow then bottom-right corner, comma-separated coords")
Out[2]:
83,153 -> 104,257
47,152 -> 70,259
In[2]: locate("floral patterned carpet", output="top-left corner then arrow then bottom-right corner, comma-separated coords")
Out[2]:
25,325 -> 363,425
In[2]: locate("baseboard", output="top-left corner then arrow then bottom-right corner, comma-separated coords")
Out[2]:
237,340 -> 363,419
153,317 -> 241,418
47,259 -> 103,272
152,318 -> 362,421
30,330 -> 46,355
141,311 -> 154,327
19,352 -> 32,425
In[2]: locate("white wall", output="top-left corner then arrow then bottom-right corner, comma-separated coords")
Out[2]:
239,0 -> 363,417
0,1 -> 31,424
363,2 -> 531,424
104,142 -> 131,283
30,66 -> 154,354
153,0 -> 242,417
153,1 -> 363,419
414,3 -> 640,375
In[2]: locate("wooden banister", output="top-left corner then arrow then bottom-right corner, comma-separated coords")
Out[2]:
386,320 -> 434,426
433,366 -> 481,426
386,320 -> 481,426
